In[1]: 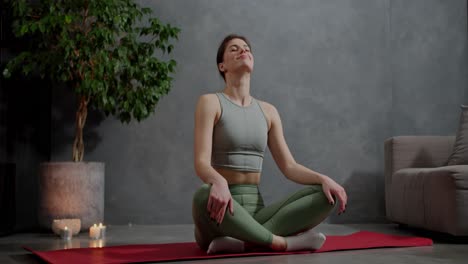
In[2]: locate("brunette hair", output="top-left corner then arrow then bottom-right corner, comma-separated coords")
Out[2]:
216,34 -> 252,80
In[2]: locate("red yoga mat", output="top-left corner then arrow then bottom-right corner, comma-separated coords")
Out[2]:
25,231 -> 432,264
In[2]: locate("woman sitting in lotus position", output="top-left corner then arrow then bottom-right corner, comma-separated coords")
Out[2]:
192,34 -> 347,254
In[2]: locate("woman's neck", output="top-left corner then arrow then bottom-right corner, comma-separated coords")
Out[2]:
223,73 -> 251,103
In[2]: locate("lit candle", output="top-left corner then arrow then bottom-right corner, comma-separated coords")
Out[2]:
89,224 -> 100,239
61,226 -> 72,241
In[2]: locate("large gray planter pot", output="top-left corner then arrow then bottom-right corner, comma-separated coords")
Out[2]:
38,162 -> 105,231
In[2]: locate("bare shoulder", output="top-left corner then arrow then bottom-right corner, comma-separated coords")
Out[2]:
257,99 -> 279,118
196,93 -> 220,110
197,93 -> 218,104
196,93 -> 221,121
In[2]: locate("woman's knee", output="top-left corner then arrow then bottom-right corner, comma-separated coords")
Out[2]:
302,185 -> 336,209
301,185 -> 322,194
193,184 -> 211,210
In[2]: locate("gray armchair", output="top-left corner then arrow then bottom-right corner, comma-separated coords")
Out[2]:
384,136 -> 468,236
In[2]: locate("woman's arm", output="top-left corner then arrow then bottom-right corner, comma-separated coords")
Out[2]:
194,94 -> 234,223
261,101 -> 347,214
194,94 -> 226,185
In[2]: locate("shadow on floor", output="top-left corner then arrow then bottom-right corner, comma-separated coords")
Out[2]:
8,253 -> 42,264
397,224 -> 468,244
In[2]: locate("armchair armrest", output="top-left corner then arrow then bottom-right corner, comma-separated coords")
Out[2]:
384,136 -> 455,184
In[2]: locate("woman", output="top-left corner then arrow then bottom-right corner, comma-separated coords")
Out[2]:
193,34 -> 347,254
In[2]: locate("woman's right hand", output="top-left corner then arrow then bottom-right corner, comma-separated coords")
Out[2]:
207,181 -> 234,224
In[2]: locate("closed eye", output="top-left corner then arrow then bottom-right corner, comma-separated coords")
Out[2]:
229,44 -> 250,52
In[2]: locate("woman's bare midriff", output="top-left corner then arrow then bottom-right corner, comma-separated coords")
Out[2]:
215,167 -> 261,185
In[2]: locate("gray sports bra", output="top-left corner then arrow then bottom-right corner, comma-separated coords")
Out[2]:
211,93 -> 268,172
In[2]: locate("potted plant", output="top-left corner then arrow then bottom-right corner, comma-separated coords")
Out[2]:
3,0 -> 180,230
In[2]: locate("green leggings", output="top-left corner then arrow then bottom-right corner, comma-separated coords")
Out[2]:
192,184 -> 334,250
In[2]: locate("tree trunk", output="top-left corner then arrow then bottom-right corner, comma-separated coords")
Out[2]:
72,96 -> 89,162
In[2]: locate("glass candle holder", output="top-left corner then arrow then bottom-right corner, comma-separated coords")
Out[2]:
61,226 -> 72,241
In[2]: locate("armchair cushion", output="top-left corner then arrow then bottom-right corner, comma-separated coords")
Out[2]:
447,105 -> 468,165
387,165 -> 468,236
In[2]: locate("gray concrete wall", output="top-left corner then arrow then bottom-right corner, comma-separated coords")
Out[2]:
48,0 -> 468,225
1,5 -> 51,231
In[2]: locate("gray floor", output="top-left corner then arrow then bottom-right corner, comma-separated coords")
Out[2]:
0,224 -> 467,264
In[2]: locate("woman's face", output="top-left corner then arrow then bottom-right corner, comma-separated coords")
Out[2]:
219,38 -> 254,76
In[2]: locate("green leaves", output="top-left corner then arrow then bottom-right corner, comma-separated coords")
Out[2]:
3,68 -> 11,78
4,0 -> 180,125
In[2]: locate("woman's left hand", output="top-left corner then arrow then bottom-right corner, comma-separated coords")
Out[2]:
321,177 -> 347,215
